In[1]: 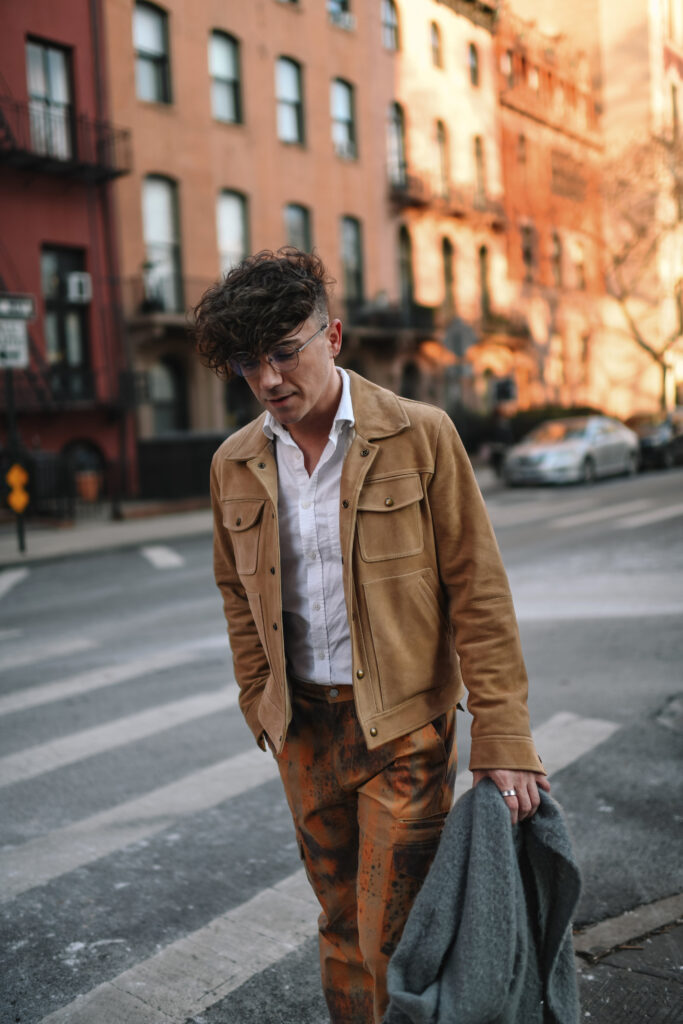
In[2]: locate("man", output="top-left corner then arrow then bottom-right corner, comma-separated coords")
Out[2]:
193,248 -> 549,1024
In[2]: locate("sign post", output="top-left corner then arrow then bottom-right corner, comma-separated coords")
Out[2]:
0,293 -> 35,554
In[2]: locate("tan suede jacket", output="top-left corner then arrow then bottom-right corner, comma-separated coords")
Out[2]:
211,371 -> 543,772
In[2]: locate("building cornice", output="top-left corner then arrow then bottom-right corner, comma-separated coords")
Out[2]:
435,0 -> 497,33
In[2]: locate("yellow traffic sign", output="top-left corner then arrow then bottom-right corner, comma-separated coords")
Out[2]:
6,462 -> 29,514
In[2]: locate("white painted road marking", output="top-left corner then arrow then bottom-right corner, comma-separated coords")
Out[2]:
0,639 -> 227,717
141,545 -> 186,569
1,636 -> 97,673
551,499 -> 653,529
0,689 -> 238,788
0,747 -> 279,902
616,501 -> 683,529
0,568 -> 28,601
33,710 -> 618,1023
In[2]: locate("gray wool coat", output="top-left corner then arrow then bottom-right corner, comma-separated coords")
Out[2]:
384,779 -> 581,1024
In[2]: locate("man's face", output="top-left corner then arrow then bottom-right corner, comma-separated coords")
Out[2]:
244,315 -> 342,430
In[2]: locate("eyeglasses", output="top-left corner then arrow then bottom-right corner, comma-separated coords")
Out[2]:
229,323 -> 329,378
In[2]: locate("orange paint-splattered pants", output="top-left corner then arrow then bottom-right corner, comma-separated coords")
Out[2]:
275,680 -> 456,1024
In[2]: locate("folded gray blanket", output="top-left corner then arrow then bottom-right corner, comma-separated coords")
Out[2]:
384,778 -> 581,1024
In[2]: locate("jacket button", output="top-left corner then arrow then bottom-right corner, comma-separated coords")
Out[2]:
360,448 -> 370,457
236,517 -> 242,525
370,727 -> 378,737
342,500 -> 349,508
258,462 -> 266,468
384,497 -> 394,507
270,566 -> 276,574
272,623 -> 278,630
356,668 -> 364,679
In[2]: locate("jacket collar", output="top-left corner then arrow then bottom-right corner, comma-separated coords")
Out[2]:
222,369 -> 409,461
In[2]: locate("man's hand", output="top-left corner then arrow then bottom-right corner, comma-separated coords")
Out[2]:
472,769 -> 551,825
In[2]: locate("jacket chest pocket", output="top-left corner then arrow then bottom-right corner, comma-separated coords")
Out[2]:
222,499 -> 266,575
356,473 -> 424,562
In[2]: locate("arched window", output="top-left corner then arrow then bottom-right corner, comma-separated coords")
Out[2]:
468,43 -> 479,86
442,237 -> 455,312
340,215 -> 364,305
398,225 -> 414,308
474,135 -> 485,205
430,22 -> 443,68
387,102 -> 406,186
381,0 -> 400,50
209,31 -> 242,123
436,120 -> 449,198
551,230 -> 563,287
275,57 -> 304,143
217,190 -> 248,274
331,78 -> 357,158
134,2 -> 171,103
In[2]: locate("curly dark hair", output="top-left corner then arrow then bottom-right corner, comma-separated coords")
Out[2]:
191,248 -> 334,377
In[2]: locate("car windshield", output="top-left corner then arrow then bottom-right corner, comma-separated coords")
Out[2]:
526,419 -> 589,443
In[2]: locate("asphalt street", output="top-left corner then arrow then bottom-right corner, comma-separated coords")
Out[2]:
1,466 -> 682,1023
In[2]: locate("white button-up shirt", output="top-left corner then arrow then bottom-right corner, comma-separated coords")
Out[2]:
263,368 -> 354,685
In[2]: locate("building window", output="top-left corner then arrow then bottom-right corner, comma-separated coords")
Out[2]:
331,79 -> 357,158
478,245 -> 490,316
26,40 -> 73,160
521,224 -> 536,282
381,0 -> 400,50
501,49 -> 514,87
442,237 -> 455,313
387,102 -> 407,186
528,65 -> 539,91
573,241 -> 586,290
517,132 -> 527,164
551,231 -> 563,287
40,247 -> 91,398
217,191 -> 248,274
430,22 -> 443,67
141,175 -> 183,312
276,57 -> 304,143
149,357 -> 188,433
341,216 -> 364,305
436,120 -> 449,198
398,225 -> 414,307
474,135 -> 485,205
209,32 -> 241,123
328,0 -> 354,28
284,203 -> 312,250
134,2 -> 171,104
468,43 -> 479,86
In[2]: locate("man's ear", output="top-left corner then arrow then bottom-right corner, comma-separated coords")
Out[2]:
328,318 -> 343,357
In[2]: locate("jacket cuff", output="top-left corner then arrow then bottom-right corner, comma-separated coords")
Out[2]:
469,734 -> 546,774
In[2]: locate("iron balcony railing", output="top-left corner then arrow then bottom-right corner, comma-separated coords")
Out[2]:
0,95 -> 131,182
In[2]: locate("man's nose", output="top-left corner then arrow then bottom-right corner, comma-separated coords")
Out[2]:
258,358 -> 284,389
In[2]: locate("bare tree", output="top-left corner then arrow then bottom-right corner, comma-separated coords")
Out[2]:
601,129 -> 683,408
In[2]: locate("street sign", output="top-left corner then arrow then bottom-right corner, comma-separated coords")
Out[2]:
0,293 -> 36,320
0,320 -> 29,368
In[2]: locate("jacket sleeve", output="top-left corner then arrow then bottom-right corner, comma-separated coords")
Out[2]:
210,453 -> 270,749
428,414 -> 544,773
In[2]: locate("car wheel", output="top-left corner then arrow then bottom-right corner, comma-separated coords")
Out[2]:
582,457 -> 597,484
626,451 -> 639,476
662,448 -> 675,470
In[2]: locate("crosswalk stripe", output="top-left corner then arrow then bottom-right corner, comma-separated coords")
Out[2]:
0,689 -> 238,788
487,498 -> 592,528
0,747 -> 279,902
1,636 -> 97,673
615,501 -> 683,529
0,567 -> 29,601
0,639 -> 228,717
37,710 -> 618,1024
38,869 -> 318,1024
141,545 -> 186,569
453,709 -> 620,799
550,499 -> 653,529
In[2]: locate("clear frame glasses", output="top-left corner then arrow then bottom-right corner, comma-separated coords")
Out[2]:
229,323 -> 329,378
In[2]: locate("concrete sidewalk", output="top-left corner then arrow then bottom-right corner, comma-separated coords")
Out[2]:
0,464 -> 503,568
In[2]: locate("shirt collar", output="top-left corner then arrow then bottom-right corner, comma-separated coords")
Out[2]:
263,367 -> 354,446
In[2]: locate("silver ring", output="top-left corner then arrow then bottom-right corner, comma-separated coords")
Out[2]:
501,789 -> 516,798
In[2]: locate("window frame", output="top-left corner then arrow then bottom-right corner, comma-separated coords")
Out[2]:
340,215 -> 364,305
331,78 -> 357,158
275,56 -> 305,144
40,245 -> 91,398
141,174 -> 183,313
398,224 -> 414,308
217,190 -> 249,275
284,202 -> 312,251
436,119 -> 449,198
209,30 -> 242,124
387,101 -> 407,186
134,1 -> 172,105
381,0 -> 400,51
26,38 -> 74,160
468,42 -> 479,87
430,21 -> 443,68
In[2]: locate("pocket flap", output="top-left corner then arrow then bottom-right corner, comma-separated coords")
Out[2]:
222,499 -> 265,531
357,474 -> 423,512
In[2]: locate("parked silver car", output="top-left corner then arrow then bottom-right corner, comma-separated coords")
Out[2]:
503,416 -> 640,485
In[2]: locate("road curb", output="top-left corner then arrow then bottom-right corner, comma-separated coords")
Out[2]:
574,891 -> 683,959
